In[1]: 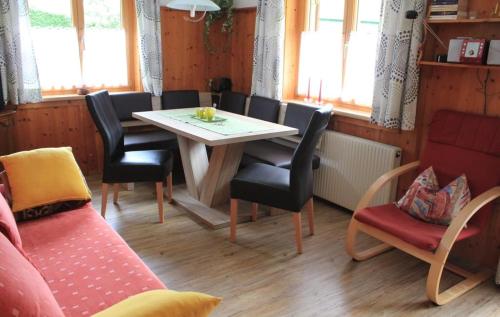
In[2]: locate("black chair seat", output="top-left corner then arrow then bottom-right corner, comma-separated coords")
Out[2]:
105,150 -> 173,184
124,130 -> 178,151
231,163 -> 307,212
242,140 -> 320,170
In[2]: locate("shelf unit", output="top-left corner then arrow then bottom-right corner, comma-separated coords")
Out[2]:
419,61 -> 500,70
426,17 -> 500,24
421,5 -> 500,70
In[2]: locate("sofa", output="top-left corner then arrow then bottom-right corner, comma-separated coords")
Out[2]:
0,185 -> 166,316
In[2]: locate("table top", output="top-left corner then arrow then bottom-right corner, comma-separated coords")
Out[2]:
133,109 -> 298,146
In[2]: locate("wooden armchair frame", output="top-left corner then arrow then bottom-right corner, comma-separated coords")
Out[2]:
346,161 -> 499,305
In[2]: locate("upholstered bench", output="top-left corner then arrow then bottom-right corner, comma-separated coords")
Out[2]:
241,102 -> 321,170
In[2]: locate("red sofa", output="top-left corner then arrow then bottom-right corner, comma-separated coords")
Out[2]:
0,185 -> 166,316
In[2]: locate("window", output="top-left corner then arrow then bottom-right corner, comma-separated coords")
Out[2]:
298,0 -> 382,109
28,0 -> 137,94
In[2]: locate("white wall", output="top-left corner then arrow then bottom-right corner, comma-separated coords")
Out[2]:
160,0 -> 257,8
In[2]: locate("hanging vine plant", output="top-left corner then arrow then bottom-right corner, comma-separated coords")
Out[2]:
204,0 -> 234,54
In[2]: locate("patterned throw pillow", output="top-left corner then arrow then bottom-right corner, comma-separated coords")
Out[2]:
397,167 -> 439,209
396,167 -> 471,226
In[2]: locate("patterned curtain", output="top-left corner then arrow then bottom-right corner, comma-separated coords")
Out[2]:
251,0 -> 285,99
136,0 -> 163,96
371,0 -> 426,131
0,0 -> 42,105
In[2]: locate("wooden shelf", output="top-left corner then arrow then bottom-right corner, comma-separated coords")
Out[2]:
426,17 -> 500,24
419,61 -> 500,70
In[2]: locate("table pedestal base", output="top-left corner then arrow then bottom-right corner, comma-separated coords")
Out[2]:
176,135 -> 245,226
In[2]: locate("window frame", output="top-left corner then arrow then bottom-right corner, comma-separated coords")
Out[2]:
34,0 -> 140,96
300,0 -> 375,112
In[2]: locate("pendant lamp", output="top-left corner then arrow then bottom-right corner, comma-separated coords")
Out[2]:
166,0 -> 221,22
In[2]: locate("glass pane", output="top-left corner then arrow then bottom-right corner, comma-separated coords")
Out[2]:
356,0 -> 382,34
298,32 -> 343,100
29,0 -> 82,90
82,0 -> 128,87
318,0 -> 344,34
341,32 -> 378,106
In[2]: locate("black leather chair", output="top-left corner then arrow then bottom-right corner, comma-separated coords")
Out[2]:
110,92 -> 178,152
86,91 -> 174,223
247,95 -> 281,123
229,106 -> 332,253
241,103 -> 321,170
161,90 -> 200,110
219,91 -> 247,115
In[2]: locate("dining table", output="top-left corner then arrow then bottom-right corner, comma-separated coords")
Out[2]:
133,108 -> 298,228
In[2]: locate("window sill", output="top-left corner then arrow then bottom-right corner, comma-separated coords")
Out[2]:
285,99 -> 371,121
41,94 -> 87,102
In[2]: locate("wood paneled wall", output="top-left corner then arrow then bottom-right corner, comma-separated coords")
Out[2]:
13,100 -> 103,175
161,8 -> 256,94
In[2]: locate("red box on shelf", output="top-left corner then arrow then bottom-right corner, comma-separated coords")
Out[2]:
460,39 -> 488,64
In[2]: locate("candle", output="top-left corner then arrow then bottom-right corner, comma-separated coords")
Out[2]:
317,79 -> 323,104
305,77 -> 311,102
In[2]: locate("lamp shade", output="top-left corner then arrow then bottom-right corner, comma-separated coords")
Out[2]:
166,0 -> 221,12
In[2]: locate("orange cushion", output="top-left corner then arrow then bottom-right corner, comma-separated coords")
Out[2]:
0,147 -> 91,213
354,204 -> 480,251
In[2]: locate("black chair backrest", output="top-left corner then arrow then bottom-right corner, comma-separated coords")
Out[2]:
110,92 -> 152,121
290,106 -> 332,203
86,91 -> 124,163
161,90 -> 200,110
219,91 -> 247,115
247,95 -> 281,123
284,103 -> 320,137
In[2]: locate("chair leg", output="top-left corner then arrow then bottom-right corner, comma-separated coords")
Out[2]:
426,252 -> 494,305
345,219 -> 393,261
293,212 -> 303,254
101,183 -> 109,218
156,182 -> 164,223
113,184 -> 120,204
251,203 -> 258,222
167,173 -> 173,203
306,198 -> 314,235
230,199 -> 238,242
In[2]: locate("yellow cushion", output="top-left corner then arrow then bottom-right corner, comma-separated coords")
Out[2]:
92,290 -> 222,317
0,147 -> 91,212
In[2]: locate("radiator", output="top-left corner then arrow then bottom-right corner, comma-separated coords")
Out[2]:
314,131 -> 401,211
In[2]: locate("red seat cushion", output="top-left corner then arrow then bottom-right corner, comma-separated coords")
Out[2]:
0,234 -> 64,317
18,204 -> 166,316
354,204 -> 481,251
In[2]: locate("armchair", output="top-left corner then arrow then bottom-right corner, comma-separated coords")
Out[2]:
346,110 -> 500,305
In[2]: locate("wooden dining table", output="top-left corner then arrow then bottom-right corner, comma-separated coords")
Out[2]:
133,108 -> 298,228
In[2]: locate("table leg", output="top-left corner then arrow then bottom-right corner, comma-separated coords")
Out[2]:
177,136 -> 245,207
177,135 -> 209,200
200,143 -> 245,207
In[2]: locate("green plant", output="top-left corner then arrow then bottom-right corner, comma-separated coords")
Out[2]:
204,0 -> 234,54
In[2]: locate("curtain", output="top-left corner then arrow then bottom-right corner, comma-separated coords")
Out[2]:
136,0 -> 163,96
371,0 -> 426,131
0,0 -> 42,105
251,0 -> 285,99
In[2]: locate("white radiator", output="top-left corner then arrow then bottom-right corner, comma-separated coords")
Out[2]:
314,131 -> 401,211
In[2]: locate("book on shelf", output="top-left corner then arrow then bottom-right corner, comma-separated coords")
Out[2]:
430,11 -> 458,16
431,0 -> 458,4
429,15 -> 458,20
430,5 -> 459,11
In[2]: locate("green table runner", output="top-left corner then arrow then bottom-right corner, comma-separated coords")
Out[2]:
159,109 -> 273,135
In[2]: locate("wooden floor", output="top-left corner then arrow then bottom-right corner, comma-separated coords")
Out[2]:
88,178 -> 500,317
